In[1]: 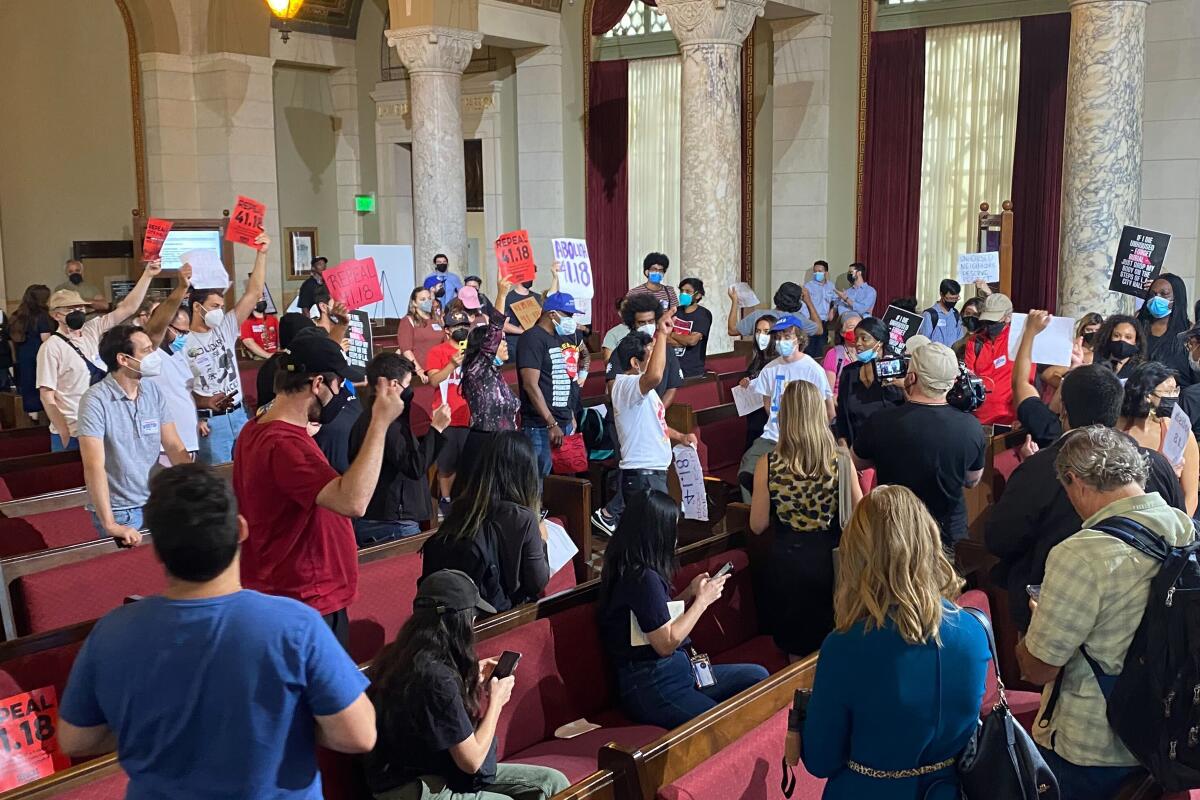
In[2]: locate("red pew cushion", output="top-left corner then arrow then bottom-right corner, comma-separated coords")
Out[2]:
26,507 -> 97,550
0,517 -> 50,558
2,461 -> 85,499
0,430 -> 51,459
958,590 -> 1041,728
672,550 -> 781,667
53,771 -> 128,800
543,562 -> 576,597
346,551 -> 424,664
706,352 -> 749,376
505,708 -> 664,784
670,379 -> 721,411
0,640 -> 86,700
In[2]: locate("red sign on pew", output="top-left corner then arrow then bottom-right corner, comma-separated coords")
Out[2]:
226,196 -> 266,248
0,687 -> 70,792
324,258 -> 383,311
495,230 -> 536,285
142,218 -> 172,261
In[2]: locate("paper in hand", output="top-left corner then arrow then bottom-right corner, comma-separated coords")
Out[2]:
181,249 -> 228,290
544,520 -> 578,575
731,282 -> 760,309
731,385 -> 764,417
1006,313 -> 1076,367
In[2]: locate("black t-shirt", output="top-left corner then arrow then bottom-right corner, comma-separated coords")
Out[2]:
605,345 -> 684,399
853,403 -> 986,543
599,567 -> 680,663
516,324 -> 580,428
365,659 -> 495,794
674,306 -> 713,378
503,289 -> 540,352
1179,382 -> 1200,439
833,363 -> 904,446
313,397 -> 362,474
297,276 -> 322,313
1017,396 -> 1063,448
349,407 -> 441,523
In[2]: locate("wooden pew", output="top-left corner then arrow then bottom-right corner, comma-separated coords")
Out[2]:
543,475 -> 594,583
0,452 -> 84,502
0,428 -> 51,460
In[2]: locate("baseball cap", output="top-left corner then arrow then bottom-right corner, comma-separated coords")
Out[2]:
279,313 -> 317,349
979,293 -> 1013,322
909,341 -> 959,394
414,569 -> 497,615
458,286 -> 482,310
771,314 -> 808,332
444,310 -> 471,328
542,292 -> 579,315
904,334 -> 932,353
49,289 -> 88,311
278,333 -> 365,383
423,274 -> 448,291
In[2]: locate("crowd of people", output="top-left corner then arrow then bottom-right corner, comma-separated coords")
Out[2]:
6,247 -> 1190,800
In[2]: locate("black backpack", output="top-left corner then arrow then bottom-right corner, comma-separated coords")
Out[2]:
1042,515 -> 1200,791
578,405 -> 616,461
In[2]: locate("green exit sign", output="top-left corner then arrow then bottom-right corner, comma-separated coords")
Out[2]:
355,194 -> 376,213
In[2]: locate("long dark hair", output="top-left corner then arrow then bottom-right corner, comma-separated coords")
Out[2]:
369,606 -> 481,735
1094,314 -> 1148,368
10,285 -> 51,344
1137,272 -> 1191,337
436,431 -> 540,544
747,314 -> 778,380
462,322 -> 496,376
1121,361 -> 1177,420
599,491 -> 680,610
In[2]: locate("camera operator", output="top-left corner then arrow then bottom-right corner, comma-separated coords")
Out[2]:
832,317 -> 905,449
852,341 -> 986,546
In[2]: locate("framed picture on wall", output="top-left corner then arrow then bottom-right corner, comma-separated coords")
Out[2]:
287,228 -> 319,280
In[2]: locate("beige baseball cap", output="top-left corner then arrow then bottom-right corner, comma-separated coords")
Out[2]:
909,341 -> 959,394
979,293 -> 1013,322
49,289 -> 88,311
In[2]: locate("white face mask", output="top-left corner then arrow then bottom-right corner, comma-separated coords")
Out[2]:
131,350 -> 162,378
755,333 -> 770,351
637,323 -> 656,337
203,307 -> 225,329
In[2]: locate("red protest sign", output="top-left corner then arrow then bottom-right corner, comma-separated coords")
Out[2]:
495,230 -> 536,284
226,196 -> 266,248
324,258 -> 383,311
672,317 -> 693,337
142,218 -> 173,261
0,687 -> 70,792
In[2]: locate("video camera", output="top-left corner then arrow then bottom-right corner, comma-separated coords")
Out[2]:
947,362 -> 987,412
875,355 -> 909,380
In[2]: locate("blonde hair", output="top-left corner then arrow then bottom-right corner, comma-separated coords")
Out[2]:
774,381 -> 836,481
833,485 -> 963,645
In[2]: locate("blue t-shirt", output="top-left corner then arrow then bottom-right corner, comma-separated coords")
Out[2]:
61,590 -> 368,800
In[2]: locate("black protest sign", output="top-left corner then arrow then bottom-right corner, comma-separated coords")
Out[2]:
880,305 -> 923,356
346,310 -> 373,370
1110,225 -> 1171,298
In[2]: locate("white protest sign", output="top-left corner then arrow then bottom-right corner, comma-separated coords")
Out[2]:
672,444 -> 708,521
731,385 -> 764,417
552,238 -> 594,299
544,519 -> 579,575
957,251 -> 1001,285
182,249 -> 229,290
574,297 -> 592,327
731,282 -> 760,309
1163,405 -> 1192,468
1006,313 -> 1076,367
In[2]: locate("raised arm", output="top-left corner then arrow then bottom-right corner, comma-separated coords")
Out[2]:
109,261 -> 163,324
315,378 -> 403,517
232,233 -> 271,324
143,265 -> 192,348
1013,309 -> 1051,411
726,287 -> 742,337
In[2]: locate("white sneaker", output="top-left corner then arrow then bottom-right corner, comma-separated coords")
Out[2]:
591,509 -> 616,537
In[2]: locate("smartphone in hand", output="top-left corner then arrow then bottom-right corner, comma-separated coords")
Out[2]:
713,562 -> 735,580
492,650 -> 522,680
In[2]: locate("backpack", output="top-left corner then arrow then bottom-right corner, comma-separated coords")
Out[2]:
923,304 -> 960,335
578,405 -> 616,461
1042,515 -> 1200,791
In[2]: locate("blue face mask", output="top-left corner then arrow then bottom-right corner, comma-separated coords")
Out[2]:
647,271 -> 664,285
493,355 -> 505,367
678,292 -> 693,307
170,334 -> 187,354
554,316 -> 578,337
1147,296 -> 1172,319
856,349 -> 877,362
814,272 -> 826,283
776,339 -> 796,358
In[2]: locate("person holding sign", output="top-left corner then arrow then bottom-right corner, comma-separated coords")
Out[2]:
459,290 -> 521,478
627,252 -> 679,311
1134,273 -> 1193,384
398,286 -> 443,383
54,260 -> 107,313
185,232 -> 269,464
1118,361 -> 1198,516
426,309 -> 476,515
58,464 -> 376,798
671,277 -> 712,378
963,293 -> 1026,427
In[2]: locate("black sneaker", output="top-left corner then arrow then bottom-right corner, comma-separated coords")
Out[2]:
591,509 -> 616,537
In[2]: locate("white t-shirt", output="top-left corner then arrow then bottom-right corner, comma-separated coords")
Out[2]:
149,349 -> 198,452
35,316 -> 116,437
750,354 -> 832,442
611,372 -> 671,471
184,313 -> 244,405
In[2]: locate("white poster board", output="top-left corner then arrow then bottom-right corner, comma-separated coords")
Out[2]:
731,282 -> 760,309
159,229 -> 222,272
353,244 -> 414,319
672,444 -> 708,521
1163,405 -> 1192,468
957,252 -> 1001,285
182,249 -> 229,290
731,385 -> 763,417
1006,313 -> 1076,367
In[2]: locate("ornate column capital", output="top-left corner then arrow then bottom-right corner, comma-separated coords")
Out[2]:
1068,0 -> 1149,7
656,0 -> 766,48
385,25 -> 483,76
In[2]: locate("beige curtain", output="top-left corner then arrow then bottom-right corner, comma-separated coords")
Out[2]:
627,56 -> 681,290
916,21 -> 1020,308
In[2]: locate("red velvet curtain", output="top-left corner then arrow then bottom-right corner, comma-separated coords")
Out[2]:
1010,13 -> 1071,313
587,60 -> 630,332
592,0 -> 632,35
856,29 -> 926,310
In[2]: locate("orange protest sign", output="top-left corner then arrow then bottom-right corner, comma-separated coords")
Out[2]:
142,218 -> 173,261
226,196 -> 266,248
495,230 -> 536,284
510,297 -> 543,331
0,687 -> 69,792
324,258 -> 383,311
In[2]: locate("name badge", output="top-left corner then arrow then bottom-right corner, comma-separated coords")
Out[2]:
431,324 -> 442,331
993,355 -> 1007,369
936,319 -> 946,328
140,419 -> 160,437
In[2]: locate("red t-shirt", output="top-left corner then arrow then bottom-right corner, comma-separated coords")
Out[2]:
233,418 -> 357,615
426,341 -> 471,427
239,315 -> 279,354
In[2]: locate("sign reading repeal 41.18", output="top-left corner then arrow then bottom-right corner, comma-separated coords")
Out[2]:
0,686 -> 70,792
496,230 -> 536,285
226,196 -> 267,248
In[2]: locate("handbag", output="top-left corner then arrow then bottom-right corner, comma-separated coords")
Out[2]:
956,607 -> 1059,800
550,431 -> 588,475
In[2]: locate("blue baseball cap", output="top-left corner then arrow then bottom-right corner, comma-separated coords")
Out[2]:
542,292 -> 579,315
771,314 -> 807,332
423,274 -> 447,290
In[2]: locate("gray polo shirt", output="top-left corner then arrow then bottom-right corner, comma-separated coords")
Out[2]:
78,375 -> 168,511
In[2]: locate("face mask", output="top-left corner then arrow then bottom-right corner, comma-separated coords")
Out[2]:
418,299 -> 433,314
647,271 -> 664,285
450,327 -> 469,343
856,349 -> 877,363
130,350 -> 162,378
1082,331 -> 1097,348
435,262 -> 449,273
985,320 -> 1007,337
170,334 -> 188,354
554,316 -> 577,337
521,281 -> 534,290
68,273 -> 83,286
942,298 -> 957,310
814,272 -> 826,283
755,333 -> 771,351
846,271 -> 856,284
1109,340 -> 1140,360
962,316 -> 982,333
400,386 -> 415,409
255,301 -> 268,314
1147,296 -> 1172,319
318,383 -> 350,426
842,331 -> 856,345
65,310 -> 86,331
678,292 -> 693,307
776,339 -> 796,358
637,323 -> 656,337
493,355 -> 505,367
1156,396 -> 1179,418
203,308 -> 225,329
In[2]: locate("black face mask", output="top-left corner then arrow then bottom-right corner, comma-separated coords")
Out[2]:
846,271 -> 856,284
65,310 -> 86,331
319,385 -> 351,426
521,280 -> 534,290
1109,340 -> 1140,361
68,273 -> 83,286
962,316 -> 982,333
400,386 -> 415,411
255,301 -> 268,314
435,262 -> 449,273
450,327 -> 469,343
1082,331 -> 1097,348
985,320 -> 1007,338
1157,396 -> 1179,418
942,298 -> 957,310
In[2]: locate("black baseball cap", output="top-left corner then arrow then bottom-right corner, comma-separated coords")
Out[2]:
279,333 -> 365,383
414,569 -> 496,615
445,310 -> 471,328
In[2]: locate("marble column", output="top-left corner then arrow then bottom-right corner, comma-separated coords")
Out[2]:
385,25 -> 483,273
1057,0 -> 1149,317
658,0 -> 766,355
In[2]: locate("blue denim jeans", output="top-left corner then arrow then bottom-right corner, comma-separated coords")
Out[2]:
90,507 -> 144,540
51,433 -> 78,452
197,406 -> 248,465
615,650 -> 768,729
522,420 -> 574,479
353,518 -> 421,547
1036,745 -> 1142,800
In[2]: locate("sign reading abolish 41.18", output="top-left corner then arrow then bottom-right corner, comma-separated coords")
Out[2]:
551,238 -> 594,299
